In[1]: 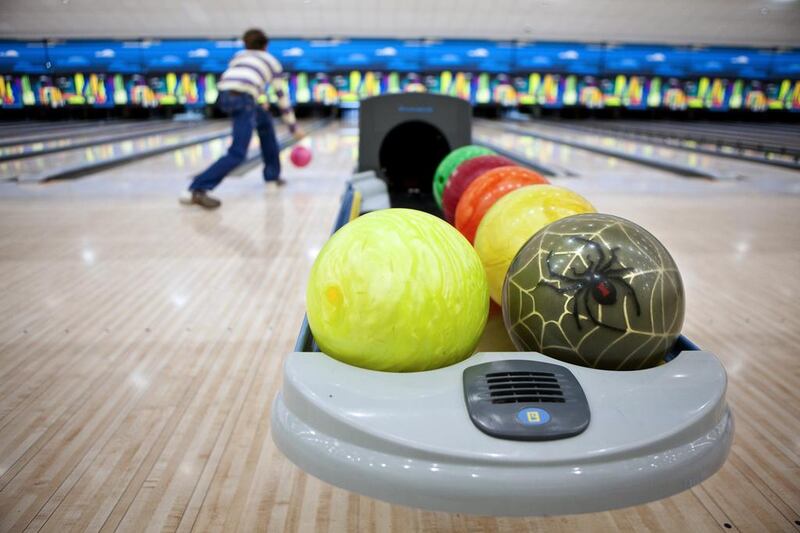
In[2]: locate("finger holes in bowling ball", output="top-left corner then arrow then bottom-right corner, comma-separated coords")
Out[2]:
379,121 -> 450,211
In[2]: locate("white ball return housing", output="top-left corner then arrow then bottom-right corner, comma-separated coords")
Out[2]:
271,178 -> 733,516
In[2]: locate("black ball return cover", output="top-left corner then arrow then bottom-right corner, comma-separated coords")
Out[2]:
358,94 -> 472,214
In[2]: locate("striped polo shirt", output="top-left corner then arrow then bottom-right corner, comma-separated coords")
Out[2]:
218,49 -> 297,131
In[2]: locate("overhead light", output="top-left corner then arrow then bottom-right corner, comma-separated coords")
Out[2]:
283,47 -> 304,57
81,248 -> 96,265
468,48 -> 489,58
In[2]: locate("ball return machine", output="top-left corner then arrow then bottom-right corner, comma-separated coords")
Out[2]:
271,94 -> 733,516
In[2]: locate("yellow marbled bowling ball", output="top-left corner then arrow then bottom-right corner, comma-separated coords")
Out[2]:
474,185 -> 596,304
307,208 -> 489,372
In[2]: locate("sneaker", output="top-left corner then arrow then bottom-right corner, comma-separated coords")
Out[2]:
266,178 -> 287,187
180,190 -> 221,209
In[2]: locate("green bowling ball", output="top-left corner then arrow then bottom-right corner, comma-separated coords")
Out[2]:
502,213 -> 685,370
433,145 -> 495,209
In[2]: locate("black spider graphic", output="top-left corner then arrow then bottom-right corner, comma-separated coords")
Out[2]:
537,237 -> 641,332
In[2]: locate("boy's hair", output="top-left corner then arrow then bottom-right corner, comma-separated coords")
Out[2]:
243,29 -> 269,50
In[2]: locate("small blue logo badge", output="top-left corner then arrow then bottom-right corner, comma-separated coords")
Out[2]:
516,407 -> 551,426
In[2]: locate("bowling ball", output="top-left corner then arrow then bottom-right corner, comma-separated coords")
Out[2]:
442,155 -> 515,223
290,145 -> 312,167
474,185 -> 595,304
306,208 -> 489,372
433,145 -> 495,208
454,166 -> 549,244
502,213 -> 685,370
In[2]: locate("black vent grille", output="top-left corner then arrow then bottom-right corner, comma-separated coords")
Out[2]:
485,371 -> 565,404
463,360 -> 590,441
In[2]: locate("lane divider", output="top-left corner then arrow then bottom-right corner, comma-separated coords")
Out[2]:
535,120 -> 800,173
472,139 -> 575,178
480,120 -> 734,180
0,119 -> 176,149
0,122 -> 206,163
14,118 -> 330,184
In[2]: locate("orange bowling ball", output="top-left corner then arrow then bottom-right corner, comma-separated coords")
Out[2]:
454,166 -> 549,243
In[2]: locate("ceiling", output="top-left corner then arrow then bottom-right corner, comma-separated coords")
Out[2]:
1,0 -> 799,47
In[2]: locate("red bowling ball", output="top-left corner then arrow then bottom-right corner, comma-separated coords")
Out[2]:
290,145 -> 312,167
441,155 -> 516,223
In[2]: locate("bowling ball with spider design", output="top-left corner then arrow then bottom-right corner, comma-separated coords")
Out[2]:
502,213 -> 685,371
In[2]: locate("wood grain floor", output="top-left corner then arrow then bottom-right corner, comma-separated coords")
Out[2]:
1,121 -> 799,532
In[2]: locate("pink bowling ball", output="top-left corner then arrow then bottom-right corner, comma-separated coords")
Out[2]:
290,145 -> 312,167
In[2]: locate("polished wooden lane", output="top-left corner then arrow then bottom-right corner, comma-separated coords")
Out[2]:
0,121 -> 798,532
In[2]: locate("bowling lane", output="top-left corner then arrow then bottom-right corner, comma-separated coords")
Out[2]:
0,119 -> 154,145
0,120 -> 210,160
0,120 -> 346,199
508,120 -> 800,180
0,120 -> 233,181
0,119 -> 182,150
556,120 -> 800,166
0,119 -> 125,138
580,120 -> 800,149
476,121 -> 800,197
212,121 -> 357,202
635,121 -> 800,151
472,122 -> 680,183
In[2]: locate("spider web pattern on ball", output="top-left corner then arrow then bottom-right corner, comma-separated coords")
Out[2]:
504,214 -> 684,371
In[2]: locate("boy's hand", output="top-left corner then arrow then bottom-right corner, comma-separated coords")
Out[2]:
292,128 -> 305,140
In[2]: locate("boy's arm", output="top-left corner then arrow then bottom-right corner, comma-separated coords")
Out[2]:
271,75 -> 299,136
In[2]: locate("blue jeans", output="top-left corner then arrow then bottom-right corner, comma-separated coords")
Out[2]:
190,91 -> 281,191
